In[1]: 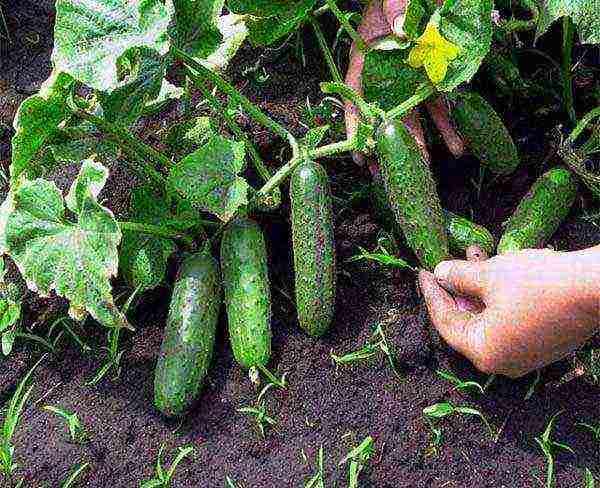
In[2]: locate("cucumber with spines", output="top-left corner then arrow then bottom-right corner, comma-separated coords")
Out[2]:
497,168 -> 578,254
376,119 -> 450,270
154,249 -> 222,417
220,217 -> 271,369
290,159 -> 336,337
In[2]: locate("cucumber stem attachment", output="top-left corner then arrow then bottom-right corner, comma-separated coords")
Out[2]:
385,83 -> 436,121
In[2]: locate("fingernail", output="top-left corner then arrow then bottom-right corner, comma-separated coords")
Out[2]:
434,261 -> 454,291
393,14 -> 405,38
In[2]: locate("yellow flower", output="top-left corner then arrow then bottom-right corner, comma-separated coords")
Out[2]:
407,23 -> 459,84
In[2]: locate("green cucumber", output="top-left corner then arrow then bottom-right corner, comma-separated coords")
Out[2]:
451,91 -> 519,175
154,250 -> 222,417
370,182 -> 495,257
376,119 -> 450,270
220,217 -> 271,369
497,168 -> 578,254
290,159 -> 336,337
443,210 -> 495,256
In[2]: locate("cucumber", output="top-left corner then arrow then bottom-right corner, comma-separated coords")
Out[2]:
370,182 -> 495,257
451,91 -> 519,175
154,250 -> 222,417
220,217 -> 271,369
290,159 -> 336,337
497,168 -> 578,254
376,119 -> 450,270
443,210 -> 495,256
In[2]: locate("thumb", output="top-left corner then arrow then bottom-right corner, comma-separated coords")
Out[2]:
383,0 -> 409,38
434,260 -> 488,299
419,270 -> 488,368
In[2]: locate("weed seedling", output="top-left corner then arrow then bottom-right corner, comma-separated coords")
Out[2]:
436,370 -> 485,395
330,342 -> 380,370
238,402 -> 278,439
339,436 -> 375,488
584,468 -> 596,487
254,364 -> 288,390
0,356 -> 44,483
140,443 -> 195,488
423,402 -> 495,438
225,476 -> 242,488
60,462 -> 90,488
576,421 -> 600,443
535,411 -> 574,488
43,406 -> 89,444
303,445 -> 326,488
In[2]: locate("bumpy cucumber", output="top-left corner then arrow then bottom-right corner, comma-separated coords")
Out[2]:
154,250 -> 222,417
443,210 -> 495,256
290,159 -> 336,337
451,91 -> 519,175
497,168 -> 578,254
376,119 -> 450,270
220,217 -> 271,369
370,182 -> 495,256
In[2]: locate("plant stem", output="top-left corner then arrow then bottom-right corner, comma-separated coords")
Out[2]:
310,15 -> 343,83
567,107 -> 600,144
313,3 -> 331,16
385,84 -> 435,120
502,0 -> 539,32
255,136 -> 357,199
118,221 -> 195,247
325,0 -> 367,52
76,110 -> 172,170
562,16 -> 576,125
320,81 -> 379,120
195,79 -> 273,185
175,48 -> 300,160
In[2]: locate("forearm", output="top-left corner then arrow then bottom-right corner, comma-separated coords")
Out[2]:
568,246 -> 600,319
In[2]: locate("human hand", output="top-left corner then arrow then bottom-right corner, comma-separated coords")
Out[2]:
419,247 -> 600,377
344,0 -> 464,167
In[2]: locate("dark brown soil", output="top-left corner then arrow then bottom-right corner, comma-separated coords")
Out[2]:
0,2 -> 599,487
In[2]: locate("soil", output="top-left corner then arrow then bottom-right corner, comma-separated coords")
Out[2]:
0,2 -> 599,487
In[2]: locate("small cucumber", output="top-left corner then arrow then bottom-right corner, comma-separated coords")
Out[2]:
290,159 -> 336,337
443,210 -> 495,256
154,250 -> 222,417
497,168 -> 578,254
370,182 -> 495,257
451,91 -> 519,175
220,217 -> 271,369
376,119 -> 450,270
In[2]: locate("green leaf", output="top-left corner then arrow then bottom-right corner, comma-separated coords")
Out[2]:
423,402 -> 456,418
535,0 -> 600,44
11,71 -> 76,182
119,186 -> 176,291
302,125 -> 330,149
0,302 -> 21,333
99,48 -> 167,126
1,159 -> 129,330
173,0 -> 224,58
363,0 -> 493,109
227,0 -> 318,45
1,330 -> 15,355
52,0 -> 174,92
168,135 -> 250,222
202,13 -> 248,71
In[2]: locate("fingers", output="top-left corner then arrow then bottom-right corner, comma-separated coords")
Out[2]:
419,270 -> 487,363
383,0 -> 409,37
425,96 -> 465,158
403,110 -> 430,163
466,244 -> 488,262
433,260 -> 488,298
357,0 -> 392,44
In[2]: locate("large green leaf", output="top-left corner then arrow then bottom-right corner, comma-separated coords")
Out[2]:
173,0 -> 224,57
119,187 -> 176,291
11,71 -> 75,182
363,0 -> 493,109
52,0 -> 174,92
202,14 -> 248,71
168,135 -> 249,222
535,0 -> 600,44
1,159 -> 129,329
99,48 -> 166,126
227,0 -> 318,45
